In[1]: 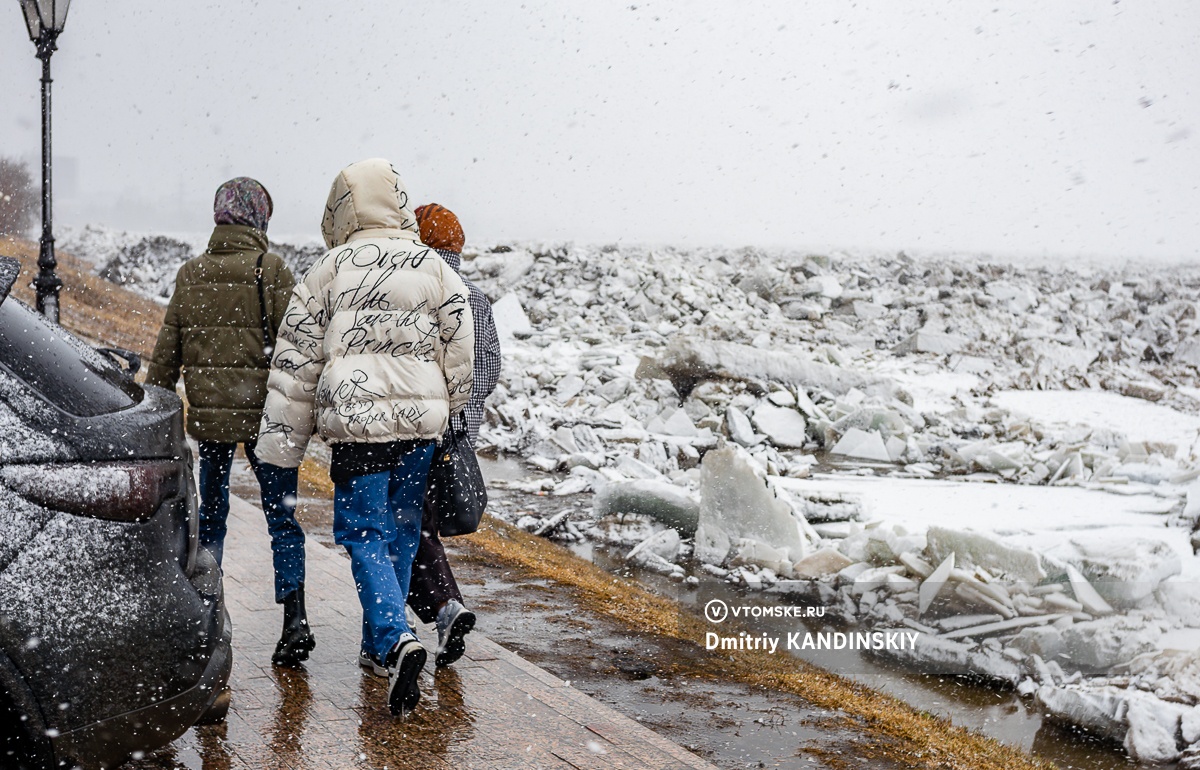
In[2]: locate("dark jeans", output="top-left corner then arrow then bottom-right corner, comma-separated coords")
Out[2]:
198,441 -> 304,603
407,492 -> 464,624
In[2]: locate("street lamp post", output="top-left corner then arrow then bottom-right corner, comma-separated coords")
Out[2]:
19,0 -> 71,323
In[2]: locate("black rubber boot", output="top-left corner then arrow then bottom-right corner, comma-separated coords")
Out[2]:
272,584 -> 316,667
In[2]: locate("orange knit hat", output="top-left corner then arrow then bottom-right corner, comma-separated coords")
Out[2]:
414,203 -> 465,253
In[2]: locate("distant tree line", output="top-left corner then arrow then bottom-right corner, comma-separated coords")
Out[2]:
0,157 -> 36,237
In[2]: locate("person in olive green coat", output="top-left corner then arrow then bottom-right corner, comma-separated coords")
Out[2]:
146,177 -> 314,667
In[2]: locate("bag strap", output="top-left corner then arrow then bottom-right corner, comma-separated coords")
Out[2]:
255,253 -> 273,358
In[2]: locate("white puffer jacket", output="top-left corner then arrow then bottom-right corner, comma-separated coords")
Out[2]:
255,159 -> 474,468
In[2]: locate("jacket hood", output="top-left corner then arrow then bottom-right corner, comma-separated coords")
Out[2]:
206,224 -> 268,255
320,158 -> 420,249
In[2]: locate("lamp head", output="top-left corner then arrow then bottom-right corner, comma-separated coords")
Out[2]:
19,0 -> 70,43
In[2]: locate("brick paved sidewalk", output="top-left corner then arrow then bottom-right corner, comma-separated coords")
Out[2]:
132,493 -> 716,770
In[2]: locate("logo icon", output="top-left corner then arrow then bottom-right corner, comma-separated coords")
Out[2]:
704,599 -> 729,624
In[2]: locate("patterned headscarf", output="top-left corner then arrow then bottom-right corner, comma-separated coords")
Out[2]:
213,177 -> 273,232
414,203 -> 465,253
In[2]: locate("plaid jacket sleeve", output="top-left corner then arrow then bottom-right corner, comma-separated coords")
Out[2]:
461,280 -> 501,446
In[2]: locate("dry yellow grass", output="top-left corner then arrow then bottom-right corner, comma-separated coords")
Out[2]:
298,457 -> 335,499
1,237 -> 165,358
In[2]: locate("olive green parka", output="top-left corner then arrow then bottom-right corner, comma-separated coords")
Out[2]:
146,225 -> 296,443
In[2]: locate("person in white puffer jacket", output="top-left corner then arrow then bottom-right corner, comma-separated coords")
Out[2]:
256,158 -> 474,716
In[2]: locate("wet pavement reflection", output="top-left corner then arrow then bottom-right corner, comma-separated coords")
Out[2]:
354,667 -> 480,768
124,492 -> 717,770
265,667 -> 311,766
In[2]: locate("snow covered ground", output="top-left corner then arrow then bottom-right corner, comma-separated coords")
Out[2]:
62,225 -> 1200,765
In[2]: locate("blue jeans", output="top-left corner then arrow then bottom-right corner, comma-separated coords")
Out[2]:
333,442 -> 436,661
198,441 -> 304,603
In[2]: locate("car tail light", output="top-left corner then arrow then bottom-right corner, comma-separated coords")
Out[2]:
0,461 -> 181,522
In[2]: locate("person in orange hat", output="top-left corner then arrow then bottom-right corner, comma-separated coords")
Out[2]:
413,203 -> 497,447
413,202 -> 465,253
399,203 -> 499,667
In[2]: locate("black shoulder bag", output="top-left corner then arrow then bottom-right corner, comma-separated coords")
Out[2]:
255,254 -> 274,359
425,423 -> 488,537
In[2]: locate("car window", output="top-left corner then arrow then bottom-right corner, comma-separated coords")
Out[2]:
0,299 -> 142,417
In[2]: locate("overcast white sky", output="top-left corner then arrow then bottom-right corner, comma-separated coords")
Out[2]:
1,1 -> 1196,260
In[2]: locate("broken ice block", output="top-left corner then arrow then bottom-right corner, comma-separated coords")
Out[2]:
919,553 -> 955,616
660,408 -> 700,437
853,300 -> 887,320
955,441 -> 1030,473
791,547 -> 855,579
694,445 -> 813,566
1016,340 -> 1098,376
492,292 -> 534,340
591,479 -> 700,534
1064,565 -> 1114,616
1010,625 -> 1065,659
874,633 -> 1023,685
1177,339 -> 1200,369
892,331 -> 965,356
1060,615 -> 1161,671
1036,686 -> 1127,742
555,375 -> 585,403
628,549 -> 686,577
938,614 -> 1065,642
899,552 -> 933,580
654,338 -> 887,398
767,389 -> 796,407
926,526 -> 1047,584
1066,538 -> 1181,608
830,428 -> 892,463
884,572 -> 919,593
1124,696 -> 1185,764
725,406 -> 763,447
851,566 -> 907,595
751,403 -> 808,449
800,275 -> 843,299
1036,686 -> 1187,764
550,426 -> 580,453
793,388 -> 825,420
615,455 -> 666,480
730,539 -> 793,576
572,424 -> 605,454
626,528 -> 682,564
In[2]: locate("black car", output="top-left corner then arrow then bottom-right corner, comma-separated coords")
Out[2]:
0,257 -> 231,769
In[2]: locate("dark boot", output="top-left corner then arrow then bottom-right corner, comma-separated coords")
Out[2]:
272,584 -> 316,667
